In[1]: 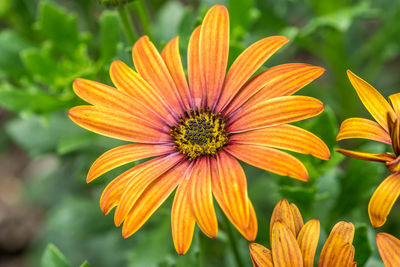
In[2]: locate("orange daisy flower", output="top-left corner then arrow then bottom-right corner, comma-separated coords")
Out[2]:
68,5 -> 329,254
376,232 -> 400,266
336,70 -> 400,228
249,199 -> 357,267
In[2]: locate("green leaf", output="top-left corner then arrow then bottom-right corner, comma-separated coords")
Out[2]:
100,10 -> 122,62
0,30 -> 31,77
353,224 -> 373,267
80,260 -> 90,267
41,243 -> 71,267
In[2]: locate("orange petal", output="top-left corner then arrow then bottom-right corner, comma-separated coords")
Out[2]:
230,124 -> 330,160
376,232 -> 400,267
161,36 -> 192,110
347,70 -> 395,131
318,221 -> 355,267
109,60 -> 177,125
228,96 -> 324,133
224,63 -> 325,116
226,144 -> 308,181
87,144 -> 174,183
389,93 -> 400,117
368,172 -> 400,228
199,5 -> 229,109
271,221 -> 303,267
113,153 -> 182,226
188,158 -> 218,238
122,161 -> 189,238
270,199 -> 299,239
172,166 -> 196,255
336,118 -> 391,144
68,105 -> 172,143
388,118 -> 400,156
216,36 -> 289,112
187,25 -> 203,110
211,150 -> 249,229
249,243 -> 274,267
297,219 -> 320,267
335,148 -> 395,163
290,203 -> 304,237
132,36 -> 185,116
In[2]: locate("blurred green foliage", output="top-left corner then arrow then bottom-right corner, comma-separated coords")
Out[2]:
0,0 -> 400,266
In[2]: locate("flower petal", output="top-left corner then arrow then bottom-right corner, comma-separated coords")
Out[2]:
249,243 -> 274,267
68,105 -> 172,143
172,166 -> 196,255
376,232 -> 400,267
187,25 -> 203,110
216,36 -> 289,112
297,219 -> 320,267
161,36 -> 192,110
347,70 -> 395,131
318,221 -> 355,267
132,36 -> 185,116
388,118 -> 400,156
270,199 -> 299,239
226,144 -> 308,181
335,148 -> 395,163
224,63 -> 325,116
199,5 -> 229,109
114,153 -> 182,226
228,96 -> 324,133
389,93 -> 400,116
290,203 -> 304,237
87,144 -> 175,183
368,172 -> 400,228
336,118 -> 391,144
211,150 -> 249,229
271,221 -> 303,267
109,60 -> 177,125
230,124 -> 330,160
121,161 -> 189,238
188,158 -> 218,238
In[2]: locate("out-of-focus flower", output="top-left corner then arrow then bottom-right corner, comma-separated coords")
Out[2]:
336,70 -> 400,228
69,5 -> 329,254
376,232 -> 400,266
249,199 -> 356,267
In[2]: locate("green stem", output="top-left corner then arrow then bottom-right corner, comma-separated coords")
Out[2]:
132,0 -> 152,38
222,215 -> 245,267
117,5 -> 138,44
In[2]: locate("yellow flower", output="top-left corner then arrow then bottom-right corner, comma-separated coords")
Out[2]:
68,5 -> 329,254
376,232 -> 400,266
336,70 -> 400,228
249,199 -> 357,267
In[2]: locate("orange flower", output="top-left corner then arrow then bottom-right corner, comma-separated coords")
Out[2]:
68,5 -> 329,254
336,70 -> 400,228
376,232 -> 400,266
249,199 -> 357,267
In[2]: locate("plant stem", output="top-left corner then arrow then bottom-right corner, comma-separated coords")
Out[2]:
132,0 -> 152,38
222,215 -> 245,267
117,4 -> 137,44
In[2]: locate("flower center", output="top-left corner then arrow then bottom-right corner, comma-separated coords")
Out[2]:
171,109 -> 229,160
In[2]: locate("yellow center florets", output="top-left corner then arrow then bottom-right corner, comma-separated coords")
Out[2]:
171,109 -> 229,160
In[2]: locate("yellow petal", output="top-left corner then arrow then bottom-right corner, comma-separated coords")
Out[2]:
389,93 -> 400,116
271,221 -> 303,267
249,243 -> 274,267
335,148 -> 395,163
290,203 -> 304,237
376,232 -> 400,267
336,118 -> 391,144
270,199 -> 298,239
297,219 -> 320,267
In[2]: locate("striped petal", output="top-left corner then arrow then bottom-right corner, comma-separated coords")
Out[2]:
172,166 -> 196,255
199,5 -> 229,109
297,219 -> 320,267
132,36 -> 185,116
68,105 -> 172,143
187,25 -> 203,110
114,153 -> 182,226
249,243 -> 274,267
347,70 -> 395,131
87,144 -> 174,183
211,150 -> 249,229
121,161 -> 189,238
388,118 -> 400,156
335,148 -> 395,163
368,172 -> 400,228
228,96 -> 324,133
109,60 -> 177,125
389,93 -> 400,116
161,36 -> 192,110
318,221 -> 355,267
216,36 -> 289,112
230,124 -> 330,160
270,199 -> 299,239
376,232 -> 400,267
271,221 -> 303,267
188,158 -> 218,238
224,63 -> 325,116
226,144 -> 308,181
336,118 -> 391,144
